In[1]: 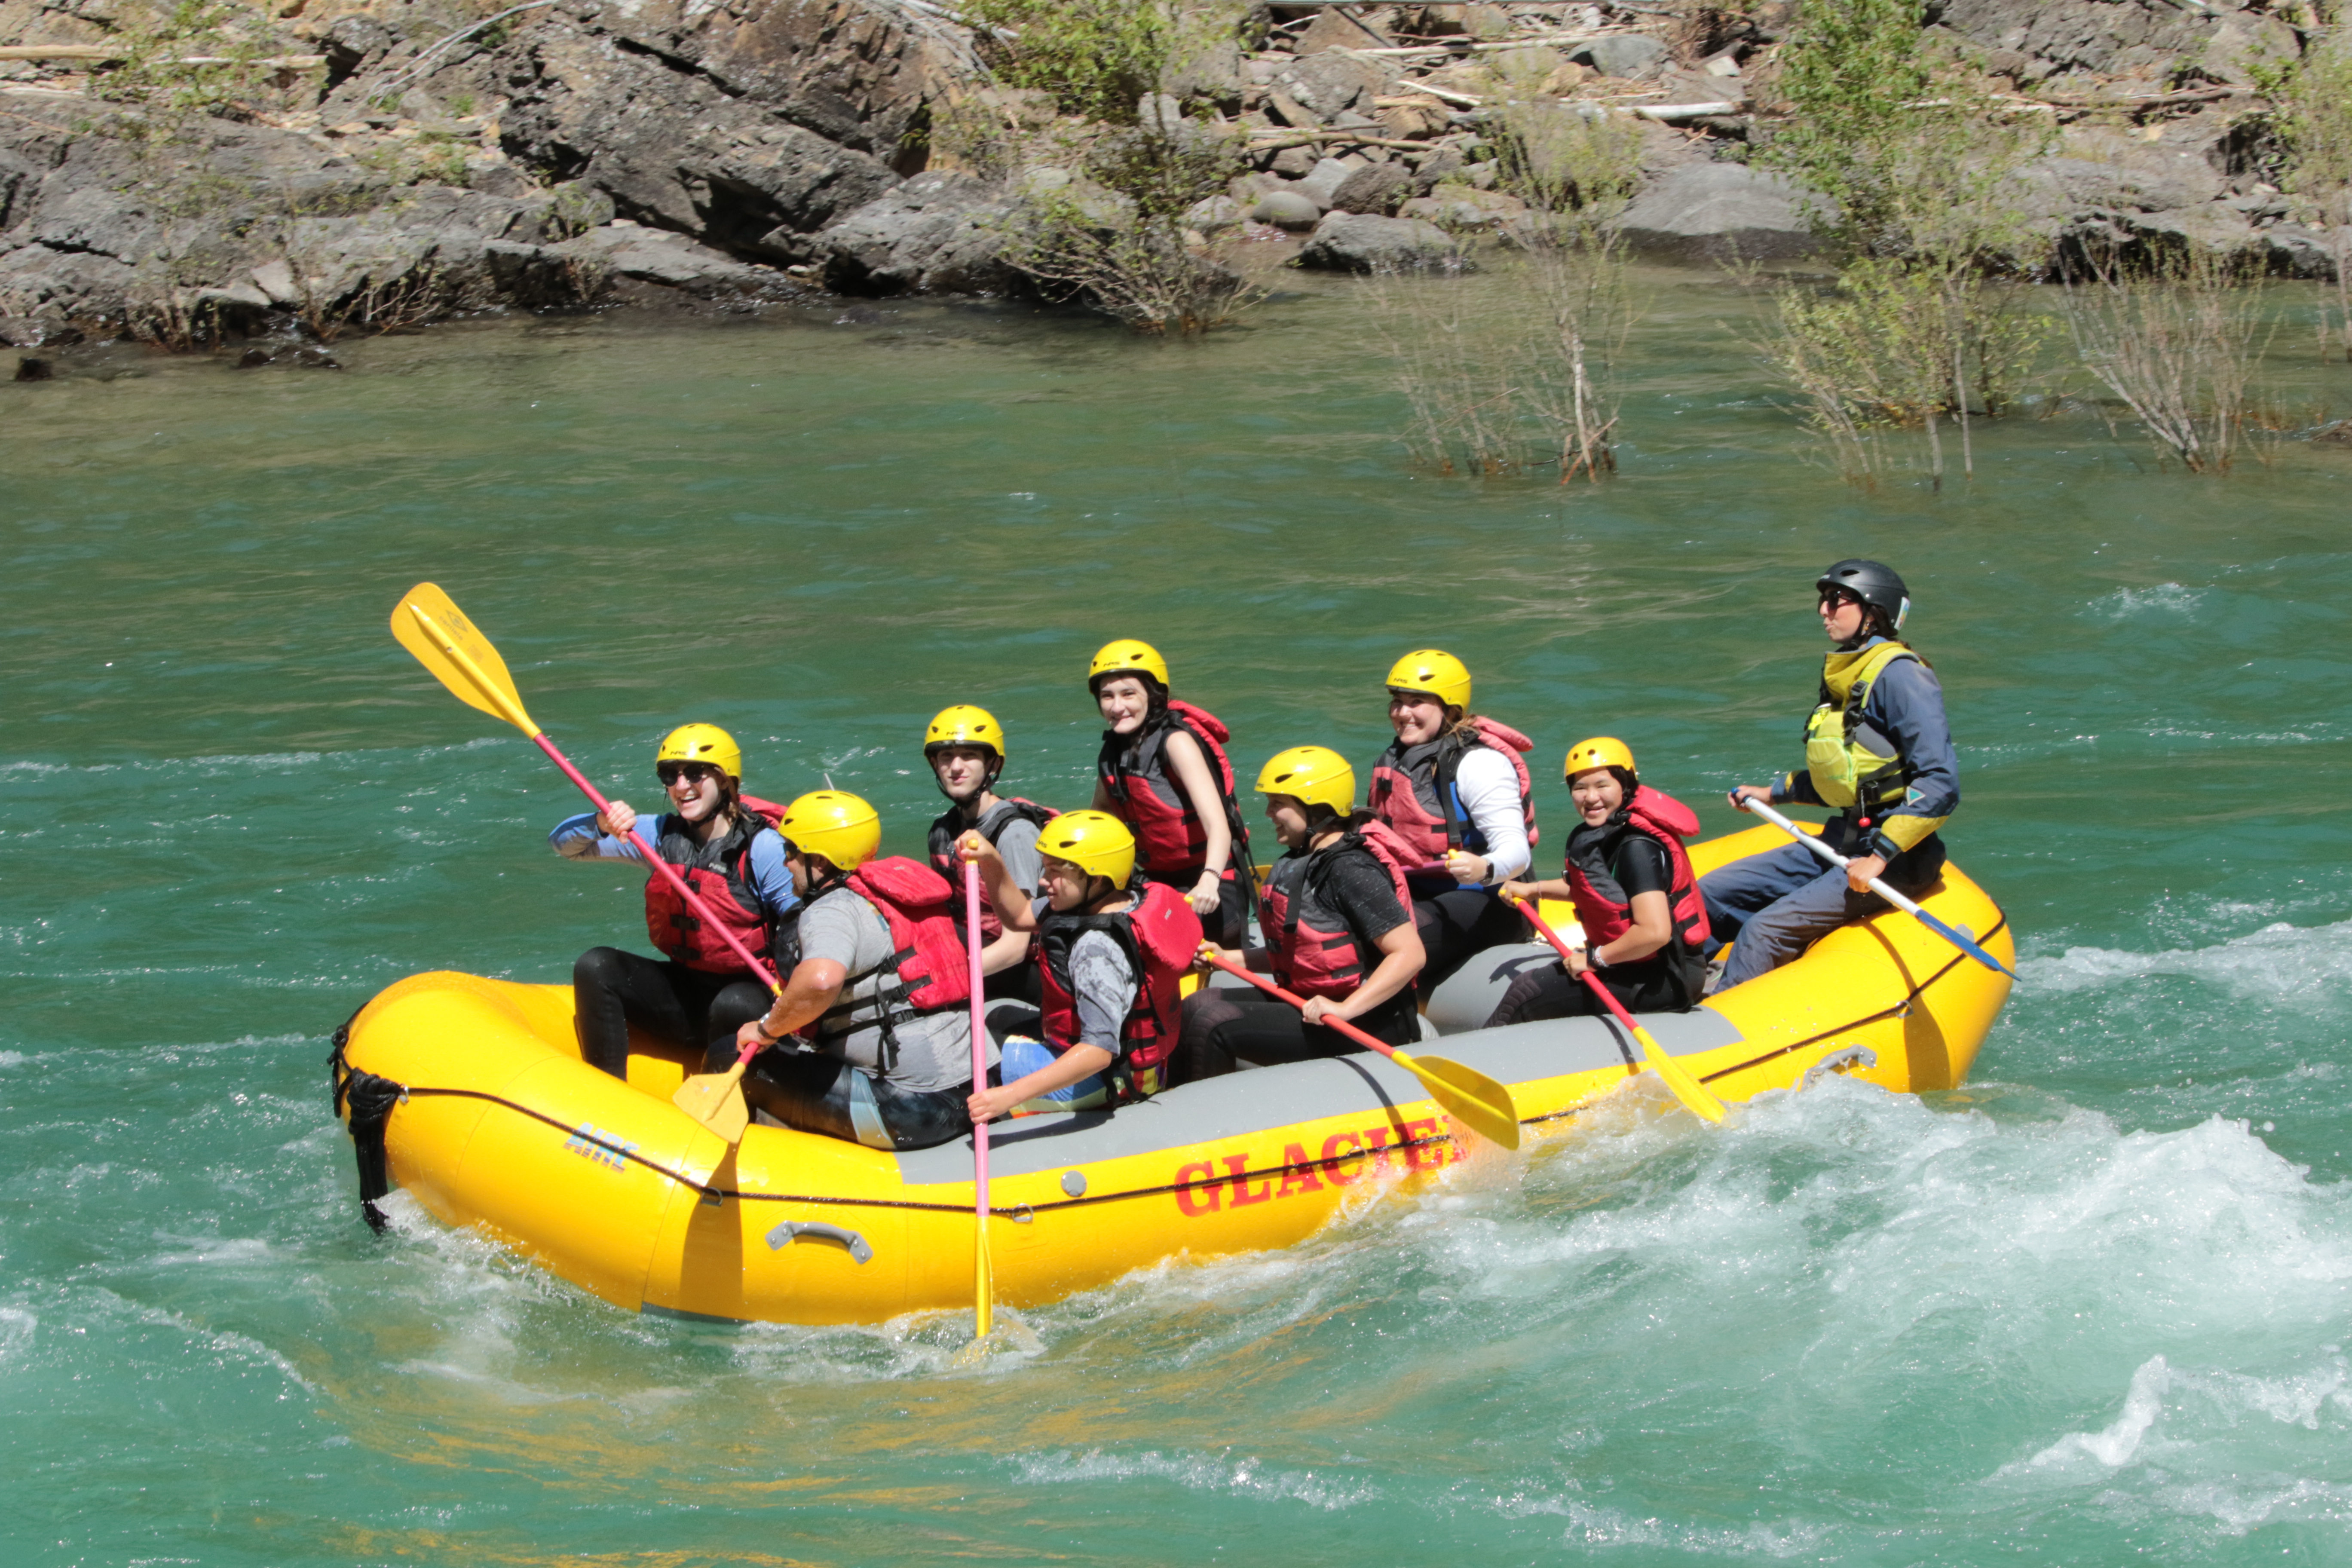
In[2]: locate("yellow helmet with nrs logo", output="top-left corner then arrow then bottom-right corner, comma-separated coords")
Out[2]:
1384,649 -> 1471,712
1564,736 -> 1637,781
656,723 -> 741,781
1088,639 -> 1170,693
1034,809 -> 1136,888
924,704 -> 1005,761
779,790 -> 881,871
1255,745 -> 1355,818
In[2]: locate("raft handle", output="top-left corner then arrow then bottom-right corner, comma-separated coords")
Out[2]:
1802,1045 -> 1878,1089
1005,1204 -> 1033,1225
765,1221 -> 873,1264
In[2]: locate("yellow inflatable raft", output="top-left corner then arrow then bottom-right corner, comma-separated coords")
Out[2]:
331,824 -> 2012,1326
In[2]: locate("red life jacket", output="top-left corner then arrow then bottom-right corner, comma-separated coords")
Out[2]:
642,795 -> 788,974
1564,785 -> 1712,954
811,856 -> 972,1042
1366,717 -> 1540,865
1097,699 -> 1251,882
927,796 -> 1059,943
1259,818 -> 1415,1000
1035,881 -> 1204,1103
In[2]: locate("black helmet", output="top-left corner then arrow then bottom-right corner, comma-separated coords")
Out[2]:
1816,559 -> 1910,631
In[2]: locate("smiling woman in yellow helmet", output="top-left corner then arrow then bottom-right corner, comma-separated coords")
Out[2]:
1178,746 -> 1427,1080
1703,559 -> 1960,992
548,723 -> 798,1080
725,790 -> 991,1150
1365,648 -> 1540,997
1085,639 -> 1254,947
959,810 -> 1203,1118
1490,738 -> 1709,1027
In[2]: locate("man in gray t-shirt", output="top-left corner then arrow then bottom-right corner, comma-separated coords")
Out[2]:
728,790 -> 989,1152
794,883 -> 975,1093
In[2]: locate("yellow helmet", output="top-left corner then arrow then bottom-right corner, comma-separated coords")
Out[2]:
923,704 -> 1005,761
1564,736 -> 1637,780
779,790 -> 882,871
1385,649 -> 1471,711
1034,808 -> 1136,887
1255,744 -> 1355,818
1088,638 -> 1170,692
656,722 -> 741,781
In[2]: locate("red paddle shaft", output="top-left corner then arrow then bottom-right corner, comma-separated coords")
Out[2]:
532,733 -> 784,1033
1516,900 -> 1652,1041
1200,950 -> 1398,1059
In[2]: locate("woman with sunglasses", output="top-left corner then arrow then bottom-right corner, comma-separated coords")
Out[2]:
549,723 -> 799,1078
1700,560 -> 1960,991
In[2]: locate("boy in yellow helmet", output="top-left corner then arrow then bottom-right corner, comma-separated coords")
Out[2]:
922,704 -> 1054,1003
725,791 -> 989,1149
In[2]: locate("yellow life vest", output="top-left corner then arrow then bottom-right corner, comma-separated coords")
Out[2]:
1803,641 -> 1917,812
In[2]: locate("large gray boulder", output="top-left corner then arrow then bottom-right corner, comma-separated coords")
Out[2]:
1573,34 -> 1669,80
1330,161 -> 1412,216
1275,52 -> 1387,120
812,171 -> 1017,295
1296,211 -> 1465,272
1614,162 -> 1830,261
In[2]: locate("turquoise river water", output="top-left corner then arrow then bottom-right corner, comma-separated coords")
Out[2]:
6,269 -> 2352,1565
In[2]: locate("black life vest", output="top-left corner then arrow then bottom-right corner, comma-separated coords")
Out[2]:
642,795 -> 788,974
1257,818 -> 1416,1001
1035,881 -> 1203,1103
926,796 -> 1059,944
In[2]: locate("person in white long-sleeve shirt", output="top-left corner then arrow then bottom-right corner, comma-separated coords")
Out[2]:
1364,649 -> 1542,997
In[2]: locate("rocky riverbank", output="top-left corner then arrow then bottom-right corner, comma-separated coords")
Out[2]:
0,0 -> 2339,351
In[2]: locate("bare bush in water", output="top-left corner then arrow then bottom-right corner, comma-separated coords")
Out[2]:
996,120 -> 1265,336
1369,88 -> 1643,480
2060,245 -> 2278,474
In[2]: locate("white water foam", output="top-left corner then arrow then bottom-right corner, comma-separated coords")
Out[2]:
2087,583 -> 2206,621
2024,916 -> 2352,1001
0,1307 -> 35,1364
1012,1447 -> 1380,1510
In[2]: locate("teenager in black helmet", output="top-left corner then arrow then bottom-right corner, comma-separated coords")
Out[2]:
1700,560 -> 1960,990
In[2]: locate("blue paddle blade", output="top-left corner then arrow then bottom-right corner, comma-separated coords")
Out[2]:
1912,909 -> 2015,978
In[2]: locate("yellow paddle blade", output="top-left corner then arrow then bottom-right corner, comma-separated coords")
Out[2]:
391,582 -> 539,735
673,1061 -> 751,1145
974,1228 -> 994,1341
1393,1050 -> 1522,1151
1632,1024 -> 1727,1124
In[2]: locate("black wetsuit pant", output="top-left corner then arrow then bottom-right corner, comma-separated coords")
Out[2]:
1483,955 -> 1694,1029
573,946 -> 769,1080
1411,885 -> 1528,998
1176,986 -> 1421,1081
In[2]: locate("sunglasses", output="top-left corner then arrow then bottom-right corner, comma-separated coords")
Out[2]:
657,762 -> 723,786
1819,588 -> 1862,610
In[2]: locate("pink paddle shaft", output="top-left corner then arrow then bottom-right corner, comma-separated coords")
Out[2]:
532,732 -> 782,1065
1200,949 -> 1397,1059
964,860 -> 991,1226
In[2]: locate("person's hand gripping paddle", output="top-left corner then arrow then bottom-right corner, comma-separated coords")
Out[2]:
1733,796 -> 2013,978
1511,897 -> 1726,1124
1197,950 -> 1520,1150
963,858 -> 995,1344
390,582 -> 780,1142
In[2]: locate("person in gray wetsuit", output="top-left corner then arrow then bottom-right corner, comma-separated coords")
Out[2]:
1701,560 -> 1961,991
